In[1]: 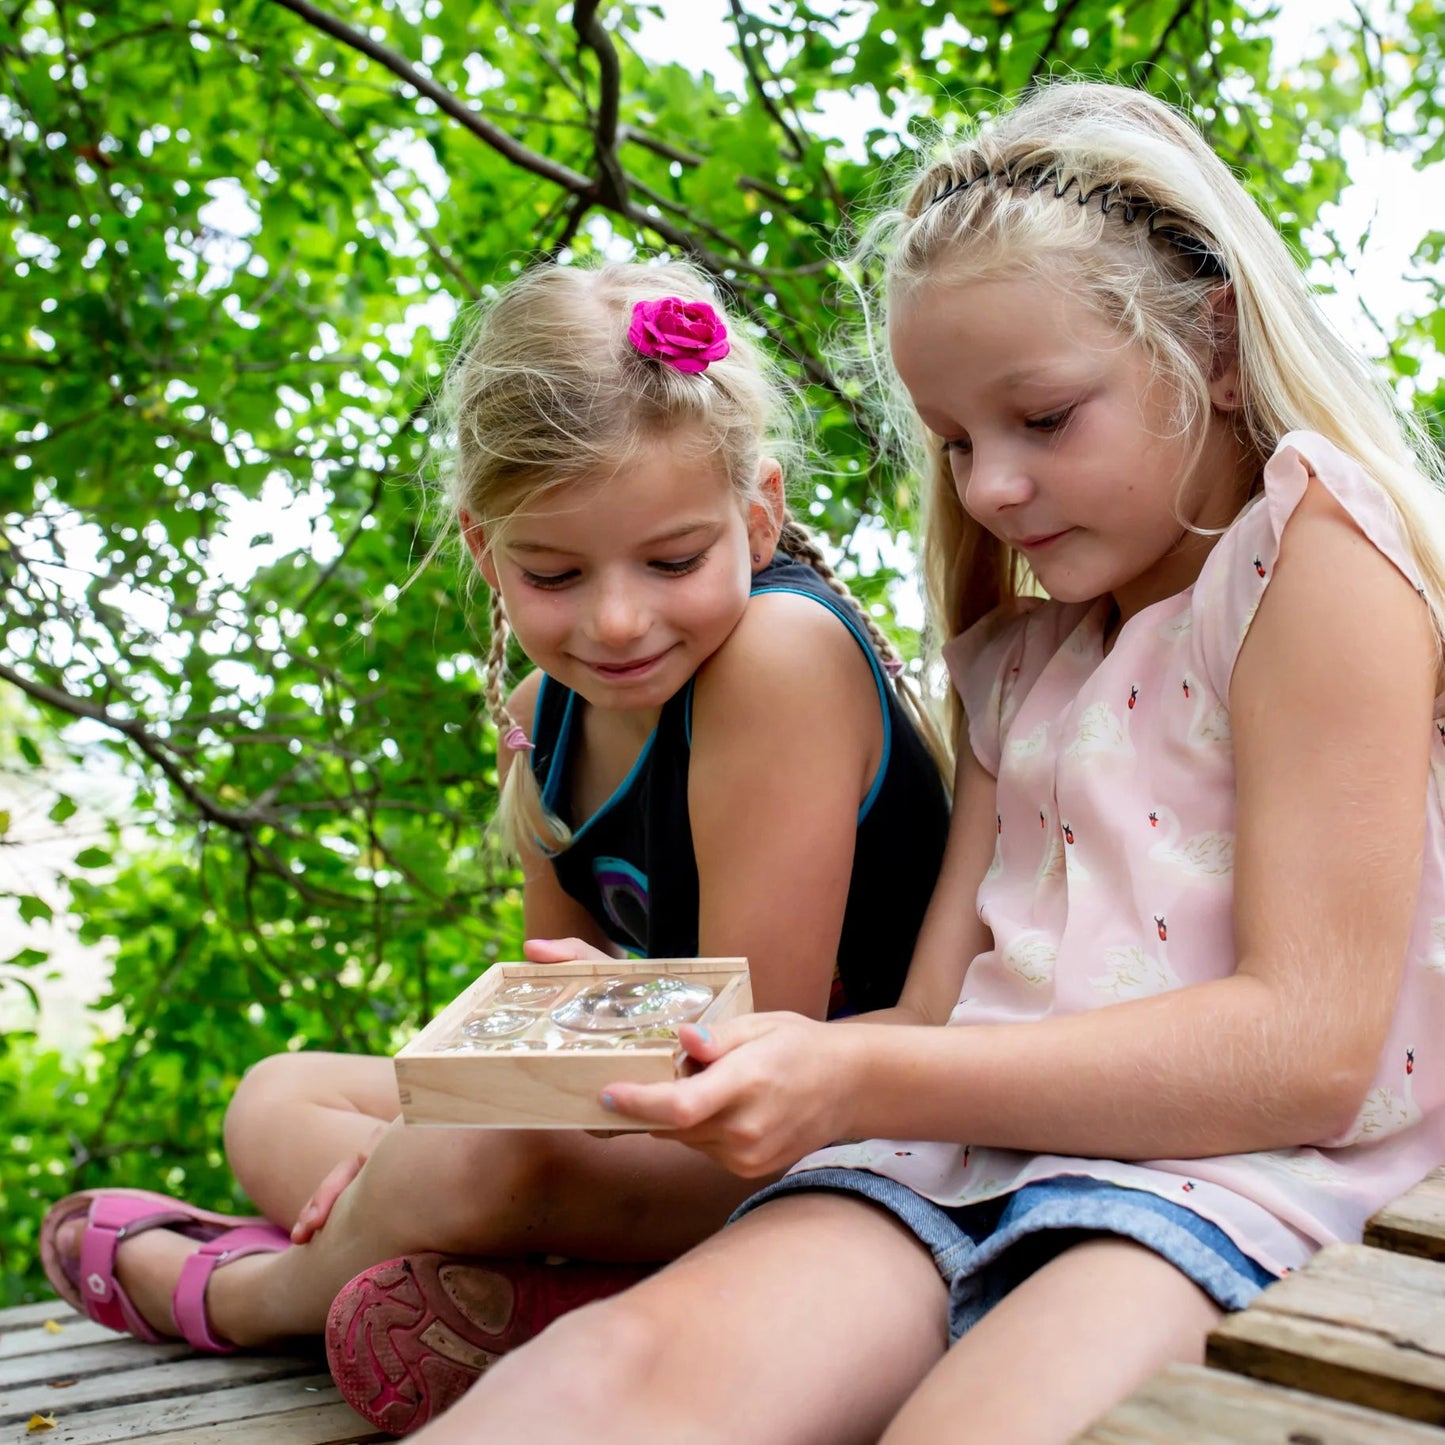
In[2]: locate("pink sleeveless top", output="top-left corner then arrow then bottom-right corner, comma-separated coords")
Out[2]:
793,433 -> 1445,1275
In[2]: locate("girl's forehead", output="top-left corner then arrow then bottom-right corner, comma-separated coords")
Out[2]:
497,444 -> 742,549
890,272 -> 1115,389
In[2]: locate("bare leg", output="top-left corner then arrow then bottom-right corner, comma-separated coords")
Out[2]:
881,1237 -> 1222,1445
56,1050 -> 767,1346
410,1191 -> 950,1445
221,1052 -> 402,1228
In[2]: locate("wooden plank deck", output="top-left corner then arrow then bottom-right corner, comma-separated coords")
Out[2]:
6,1168 -> 1445,1440
0,1299 -> 383,1444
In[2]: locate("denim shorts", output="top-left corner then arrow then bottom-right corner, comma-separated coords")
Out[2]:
731,1170 -> 1278,1343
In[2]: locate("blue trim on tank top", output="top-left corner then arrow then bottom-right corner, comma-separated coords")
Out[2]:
682,585 -> 892,824
538,677 -> 658,848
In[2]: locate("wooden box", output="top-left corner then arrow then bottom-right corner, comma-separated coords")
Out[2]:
394,957 -> 752,1129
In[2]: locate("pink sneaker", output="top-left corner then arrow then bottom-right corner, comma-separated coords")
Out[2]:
326,1253 -> 654,1436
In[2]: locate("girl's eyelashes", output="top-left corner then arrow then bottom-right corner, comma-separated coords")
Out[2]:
651,549 -> 709,576
1027,406 -> 1074,432
519,568 -> 579,590
937,407 -> 1075,458
516,550 -> 710,588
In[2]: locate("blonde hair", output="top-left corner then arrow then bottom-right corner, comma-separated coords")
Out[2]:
849,81 -> 1445,740
437,258 -> 936,855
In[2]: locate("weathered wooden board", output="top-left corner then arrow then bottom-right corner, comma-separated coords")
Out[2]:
10,1374 -> 377,1444
124,1396 -> 385,1445
1367,1168 -> 1445,1263
1207,1243 -> 1445,1424
0,1300 -> 86,1330
0,1302 -> 381,1444
3,1351 -> 323,1428
0,1314 -> 126,1361
1,1334 -> 193,1390
126,1397 -> 386,1444
1078,1363 -> 1445,1443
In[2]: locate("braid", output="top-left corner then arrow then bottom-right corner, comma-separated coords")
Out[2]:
482,590 -> 516,734
777,513 -> 953,783
483,589 -> 573,856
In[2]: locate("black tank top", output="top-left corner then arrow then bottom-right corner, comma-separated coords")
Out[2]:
529,555 -> 950,1016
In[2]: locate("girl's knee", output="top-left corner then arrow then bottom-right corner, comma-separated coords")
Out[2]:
501,1287 -> 688,1419
223,1052 -> 302,1153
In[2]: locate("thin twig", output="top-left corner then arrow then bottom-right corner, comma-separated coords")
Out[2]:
265,0 -> 593,193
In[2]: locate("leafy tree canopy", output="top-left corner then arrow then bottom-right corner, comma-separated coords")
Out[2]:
1,0 -> 1441,1302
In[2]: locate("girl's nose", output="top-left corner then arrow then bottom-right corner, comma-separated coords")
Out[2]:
585,581 -> 648,646
962,448 -> 1034,519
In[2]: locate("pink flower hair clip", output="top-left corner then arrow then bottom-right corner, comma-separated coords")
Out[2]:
628,297 -> 730,374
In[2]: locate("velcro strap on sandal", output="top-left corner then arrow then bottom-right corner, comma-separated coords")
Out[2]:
172,1224 -> 292,1353
77,1198 -> 190,1340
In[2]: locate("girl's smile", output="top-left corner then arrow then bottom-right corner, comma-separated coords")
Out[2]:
580,645 -> 680,681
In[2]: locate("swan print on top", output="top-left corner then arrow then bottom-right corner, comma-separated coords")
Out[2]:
1146,805 -> 1234,884
1090,915 -> 1182,999
789,434 -> 1445,1281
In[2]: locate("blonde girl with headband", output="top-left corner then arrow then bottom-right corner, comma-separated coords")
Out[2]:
37,259 -> 951,1436
403,82 -> 1445,1445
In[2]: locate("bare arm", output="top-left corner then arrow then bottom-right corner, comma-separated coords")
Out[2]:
688,591 -> 884,1016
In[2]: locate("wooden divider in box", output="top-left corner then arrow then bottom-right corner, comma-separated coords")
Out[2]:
395,957 -> 752,1130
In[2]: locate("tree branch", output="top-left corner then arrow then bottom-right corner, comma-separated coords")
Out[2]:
0,660 -> 261,832
1030,0 -> 1089,82
571,0 -> 629,210
728,0 -> 804,161
1143,0 -> 1199,72
280,61 -> 482,301
265,0 -> 593,194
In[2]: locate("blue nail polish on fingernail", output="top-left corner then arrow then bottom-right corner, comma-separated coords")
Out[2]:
601,1092 -> 616,1112
695,1026 -> 711,1044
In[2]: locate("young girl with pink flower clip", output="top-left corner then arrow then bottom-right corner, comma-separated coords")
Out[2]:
402,82 -> 1445,1445
38,258 -> 951,1435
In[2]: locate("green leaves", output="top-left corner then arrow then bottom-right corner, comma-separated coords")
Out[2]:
15,897 -> 52,926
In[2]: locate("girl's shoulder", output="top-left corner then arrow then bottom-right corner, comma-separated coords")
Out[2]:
688,586 -> 886,780
1207,432 -> 1419,586
1191,431 -> 1425,700
697,585 -> 882,716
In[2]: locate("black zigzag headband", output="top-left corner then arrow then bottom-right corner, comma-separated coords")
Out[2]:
924,167 -> 1229,281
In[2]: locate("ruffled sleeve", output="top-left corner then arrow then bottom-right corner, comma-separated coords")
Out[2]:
942,599 -> 1043,774
1192,431 -> 1424,699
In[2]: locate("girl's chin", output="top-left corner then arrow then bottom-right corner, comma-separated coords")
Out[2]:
1027,571 -> 1104,606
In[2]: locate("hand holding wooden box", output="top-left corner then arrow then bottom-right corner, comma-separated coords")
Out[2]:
394,957 -> 752,1129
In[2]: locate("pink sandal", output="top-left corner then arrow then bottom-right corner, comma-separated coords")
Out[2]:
326,1252 -> 654,1436
39,1187 -> 292,1352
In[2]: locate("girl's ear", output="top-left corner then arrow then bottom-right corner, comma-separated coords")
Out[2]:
1205,284 -> 1242,410
459,509 -> 500,589
748,460 -> 786,570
